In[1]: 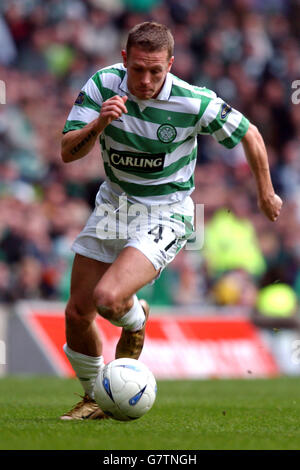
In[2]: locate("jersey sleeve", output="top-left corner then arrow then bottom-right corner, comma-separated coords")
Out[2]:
196,93 -> 249,148
62,75 -> 103,134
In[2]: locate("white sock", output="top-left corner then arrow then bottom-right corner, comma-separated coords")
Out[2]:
109,295 -> 145,332
63,343 -> 104,400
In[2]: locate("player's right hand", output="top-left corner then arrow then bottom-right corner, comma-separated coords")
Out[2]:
98,95 -> 128,129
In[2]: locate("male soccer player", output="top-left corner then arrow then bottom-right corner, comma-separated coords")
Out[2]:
60,22 -> 282,419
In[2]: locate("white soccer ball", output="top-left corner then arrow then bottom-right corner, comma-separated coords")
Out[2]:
94,358 -> 157,421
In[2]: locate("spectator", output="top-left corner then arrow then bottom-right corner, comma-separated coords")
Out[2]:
0,0 -> 298,306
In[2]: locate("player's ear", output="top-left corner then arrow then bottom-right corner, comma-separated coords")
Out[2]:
122,49 -> 127,68
167,56 -> 174,73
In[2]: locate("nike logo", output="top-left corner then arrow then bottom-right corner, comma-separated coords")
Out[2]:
82,410 -> 96,419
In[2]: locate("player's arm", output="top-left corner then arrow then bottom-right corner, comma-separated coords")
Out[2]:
61,95 -> 128,163
241,123 -> 282,221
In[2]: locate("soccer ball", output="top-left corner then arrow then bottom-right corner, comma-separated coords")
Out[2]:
94,358 -> 157,421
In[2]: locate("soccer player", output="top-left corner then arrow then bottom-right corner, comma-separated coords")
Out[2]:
60,22 -> 282,419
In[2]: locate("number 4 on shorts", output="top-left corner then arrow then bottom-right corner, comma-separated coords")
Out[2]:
148,225 -> 164,243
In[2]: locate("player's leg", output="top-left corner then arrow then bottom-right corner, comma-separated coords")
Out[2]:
61,253 -> 111,420
93,199 -> 194,361
93,246 -> 159,359
65,253 -> 110,356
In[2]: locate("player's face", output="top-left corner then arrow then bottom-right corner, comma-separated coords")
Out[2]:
122,46 -> 174,100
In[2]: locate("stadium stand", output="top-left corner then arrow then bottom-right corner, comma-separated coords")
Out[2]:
0,0 -> 299,311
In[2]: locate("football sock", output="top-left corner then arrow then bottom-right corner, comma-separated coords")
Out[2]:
63,344 -> 104,400
109,295 -> 145,332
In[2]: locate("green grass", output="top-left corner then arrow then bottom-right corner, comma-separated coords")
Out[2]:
0,376 -> 300,450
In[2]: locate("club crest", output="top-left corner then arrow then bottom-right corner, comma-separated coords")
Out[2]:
157,123 -> 177,143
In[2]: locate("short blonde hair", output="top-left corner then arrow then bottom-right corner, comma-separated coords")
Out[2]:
126,22 -> 174,60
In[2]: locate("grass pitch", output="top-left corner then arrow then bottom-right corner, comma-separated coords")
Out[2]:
0,376 -> 300,450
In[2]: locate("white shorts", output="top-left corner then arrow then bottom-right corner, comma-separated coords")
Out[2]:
72,187 -> 194,272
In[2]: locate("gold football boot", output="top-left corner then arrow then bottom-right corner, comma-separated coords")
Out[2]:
60,394 -> 109,420
115,299 -> 150,360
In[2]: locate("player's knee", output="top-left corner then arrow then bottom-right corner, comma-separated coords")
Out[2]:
93,287 -> 124,321
65,300 -> 92,329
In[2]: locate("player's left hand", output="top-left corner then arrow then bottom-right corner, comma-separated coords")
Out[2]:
258,193 -> 283,221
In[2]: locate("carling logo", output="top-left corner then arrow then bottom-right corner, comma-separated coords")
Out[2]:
108,148 -> 165,173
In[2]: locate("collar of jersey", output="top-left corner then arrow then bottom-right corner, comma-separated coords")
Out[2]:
119,71 -> 173,101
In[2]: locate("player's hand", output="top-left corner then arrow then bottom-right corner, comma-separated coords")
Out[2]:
97,95 -> 128,129
258,193 -> 282,221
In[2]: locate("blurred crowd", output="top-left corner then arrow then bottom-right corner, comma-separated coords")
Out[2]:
0,0 -> 299,316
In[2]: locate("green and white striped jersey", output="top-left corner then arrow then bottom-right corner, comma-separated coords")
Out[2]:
63,63 -> 249,206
